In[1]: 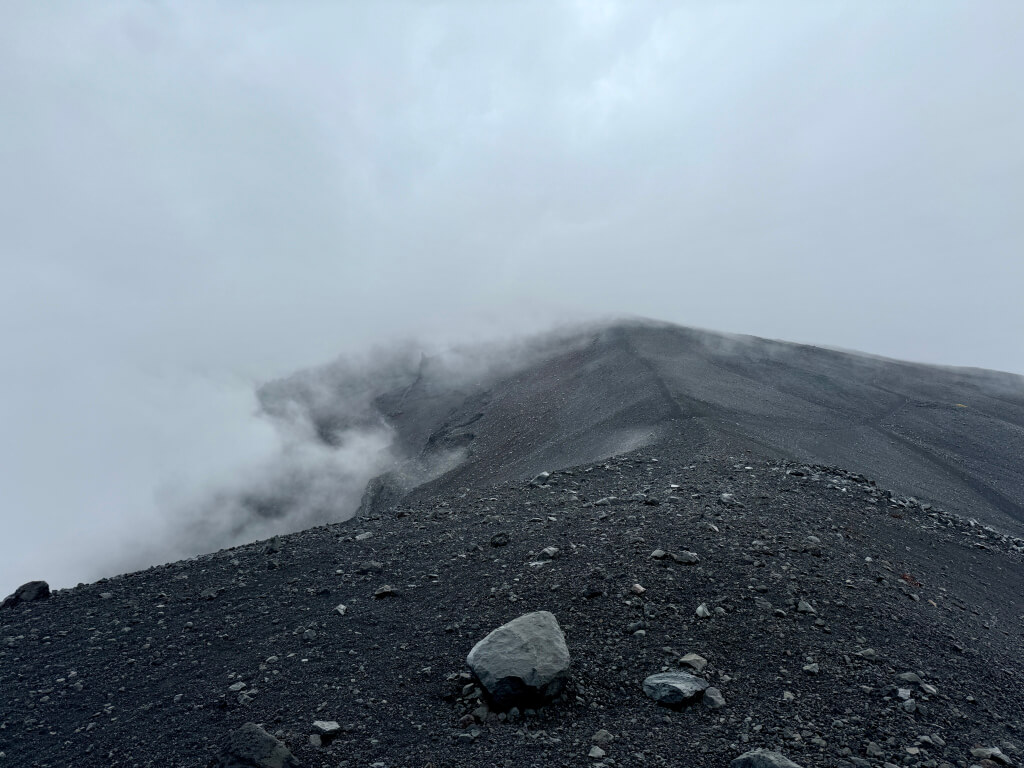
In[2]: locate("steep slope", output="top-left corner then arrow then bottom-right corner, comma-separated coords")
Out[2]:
370,321 -> 1024,534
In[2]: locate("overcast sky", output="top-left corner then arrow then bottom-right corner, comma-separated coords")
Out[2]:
2,1 -> 1022,590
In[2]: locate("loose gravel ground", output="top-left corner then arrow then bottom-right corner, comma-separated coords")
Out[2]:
3,441 -> 1022,768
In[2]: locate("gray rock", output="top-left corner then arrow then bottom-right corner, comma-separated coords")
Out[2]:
696,603 -> 712,618
672,551 -> 700,564
680,653 -> 708,673
730,748 -> 805,768
592,729 -> 614,745
211,722 -> 300,768
1,581 -> 50,609
703,686 -> 727,709
970,747 -> 1012,765
539,546 -> 560,560
642,671 -> 709,705
490,532 -> 510,547
312,721 -> 340,736
466,611 -> 570,707
589,746 -> 606,759
797,600 -> 816,614
530,471 -> 551,486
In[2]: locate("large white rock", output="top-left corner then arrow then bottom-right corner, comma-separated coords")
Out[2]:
466,611 -> 570,706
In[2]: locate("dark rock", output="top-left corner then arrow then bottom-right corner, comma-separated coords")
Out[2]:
1,581 -> 50,609
209,722 -> 300,768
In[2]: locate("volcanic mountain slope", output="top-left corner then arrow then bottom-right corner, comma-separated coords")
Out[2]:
1,442 -> 1022,768
3,321 -> 1024,767
357,321 -> 1024,533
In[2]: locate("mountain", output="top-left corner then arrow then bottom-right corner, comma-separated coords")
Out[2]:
2,320 -> 1022,768
359,320 -> 1024,533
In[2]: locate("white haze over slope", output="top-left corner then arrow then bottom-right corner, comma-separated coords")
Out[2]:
1,2 -> 1023,588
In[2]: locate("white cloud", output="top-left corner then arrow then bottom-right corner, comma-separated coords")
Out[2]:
1,0 -> 1022,589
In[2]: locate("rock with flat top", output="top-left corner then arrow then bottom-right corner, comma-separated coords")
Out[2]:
642,671 -> 708,705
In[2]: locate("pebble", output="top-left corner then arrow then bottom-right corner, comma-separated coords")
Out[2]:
703,686 -> 727,709
680,653 -> 708,673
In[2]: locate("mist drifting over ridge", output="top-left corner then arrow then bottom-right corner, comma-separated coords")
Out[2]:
2,1 -> 1024,590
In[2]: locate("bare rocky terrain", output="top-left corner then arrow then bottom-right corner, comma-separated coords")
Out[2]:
2,321 -> 1023,767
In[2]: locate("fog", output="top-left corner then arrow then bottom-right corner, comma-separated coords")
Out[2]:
1,2 -> 1022,590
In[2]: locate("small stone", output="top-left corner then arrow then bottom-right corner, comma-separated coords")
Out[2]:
302,629 -> 316,641
589,746 -> 606,759
902,699 -> 917,713
592,729 -> 614,745
730,748 -> 805,768
802,663 -> 819,675
856,648 -> 879,660
866,742 -> 884,757
797,600 -> 816,614
680,653 -> 708,673
211,722 -> 299,768
696,603 -> 712,618
650,549 -> 669,560
374,585 -> 396,598
642,671 -> 709,705
530,471 -> 551,486
672,551 -> 700,564
970,748 -> 1013,766
355,531 -> 373,541
490,532 -> 510,547
782,691 -> 795,702
334,604 -> 347,616
539,546 -> 560,560
312,720 -> 341,736
704,686 -> 727,709
631,583 -> 646,595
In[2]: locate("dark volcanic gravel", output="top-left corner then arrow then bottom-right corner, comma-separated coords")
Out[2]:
2,440 -> 1022,767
